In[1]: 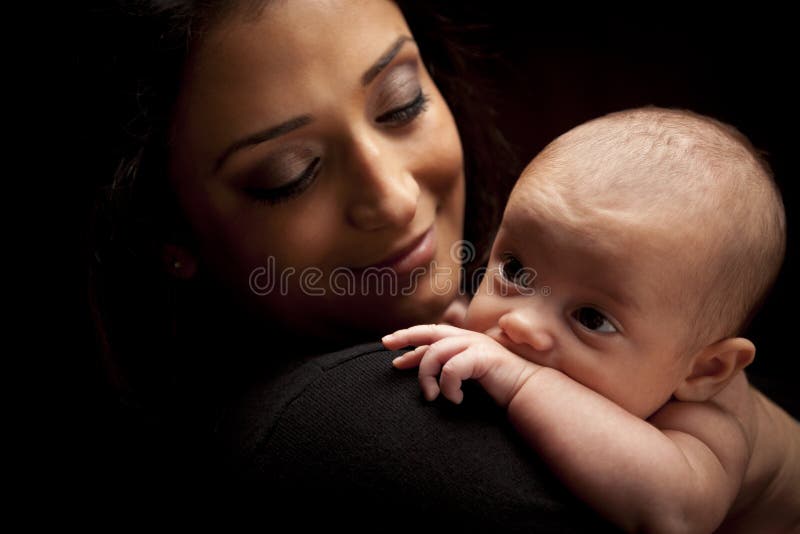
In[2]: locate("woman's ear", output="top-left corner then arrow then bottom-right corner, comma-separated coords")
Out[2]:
162,242 -> 198,280
674,337 -> 755,402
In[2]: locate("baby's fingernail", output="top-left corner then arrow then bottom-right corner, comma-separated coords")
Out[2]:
382,333 -> 394,342
391,356 -> 403,366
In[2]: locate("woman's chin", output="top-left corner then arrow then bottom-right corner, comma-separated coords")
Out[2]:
239,275 -> 460,350
315,291 -> 456,344
391,287 -> 458,328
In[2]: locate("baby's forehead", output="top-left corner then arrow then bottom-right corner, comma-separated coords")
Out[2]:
504,166 -> 716,288
509,130 -> 739,246
508,162 -> 693,237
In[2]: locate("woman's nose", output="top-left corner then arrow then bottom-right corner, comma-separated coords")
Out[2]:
498,308 -> 555,353
344,133 -> 420,231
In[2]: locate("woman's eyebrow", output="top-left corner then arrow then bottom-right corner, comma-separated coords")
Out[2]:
361,35 -> 414,86
214,35 -> 413,175
214,115 -> 312,174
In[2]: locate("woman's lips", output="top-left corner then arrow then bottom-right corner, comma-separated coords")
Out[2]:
357,226 -> 437,275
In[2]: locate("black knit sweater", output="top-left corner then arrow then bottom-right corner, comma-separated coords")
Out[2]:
216,342 -> 621,533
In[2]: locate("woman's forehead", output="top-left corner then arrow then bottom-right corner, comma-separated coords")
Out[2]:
185,1 -> 409,85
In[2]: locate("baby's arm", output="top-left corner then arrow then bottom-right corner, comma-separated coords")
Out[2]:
510,369 -> 750,534
384,325 -> 751,534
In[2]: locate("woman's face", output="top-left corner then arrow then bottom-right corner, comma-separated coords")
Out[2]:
169,0 -> 465,346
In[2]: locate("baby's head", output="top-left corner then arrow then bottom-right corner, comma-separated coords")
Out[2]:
467,107 -> 786,418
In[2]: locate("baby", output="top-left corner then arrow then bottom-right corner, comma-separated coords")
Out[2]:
382,108 -> 799,533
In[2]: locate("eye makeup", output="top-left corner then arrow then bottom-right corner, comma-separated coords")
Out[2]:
242,146 -> 321,204
373,61 -> 430,126
376,90 -> 430,125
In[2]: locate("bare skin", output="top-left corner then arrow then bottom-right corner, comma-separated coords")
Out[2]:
384,115 -> 799,533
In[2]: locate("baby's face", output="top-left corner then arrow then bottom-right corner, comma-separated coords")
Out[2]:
466,169 -> 700,419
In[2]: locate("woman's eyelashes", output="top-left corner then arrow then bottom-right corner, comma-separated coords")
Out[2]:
375,90 -> 430,126
374,61 -> 431,126
245,157 -> 321,205
571,307 -> 618,334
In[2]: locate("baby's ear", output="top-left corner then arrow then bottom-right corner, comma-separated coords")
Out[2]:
674,337 -> 755,402
162,242 -> 198,280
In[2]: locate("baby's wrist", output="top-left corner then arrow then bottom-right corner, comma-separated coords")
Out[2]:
506,364 -> 561,410
497,362 -> 545,409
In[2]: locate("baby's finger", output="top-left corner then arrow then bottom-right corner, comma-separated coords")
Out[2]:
392,345 -> 429,369
437,347 -> 486,404
381,324 -> 472,350
416,336 -> 477,402
417,335 -> 475,377
420,373 -> 441,402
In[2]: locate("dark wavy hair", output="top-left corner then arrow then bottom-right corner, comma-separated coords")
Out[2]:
83,0 -> 517,423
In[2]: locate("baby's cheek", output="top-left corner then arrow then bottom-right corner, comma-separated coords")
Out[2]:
593,368 -> 672,420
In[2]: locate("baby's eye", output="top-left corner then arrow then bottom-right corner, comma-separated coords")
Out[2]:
572,307 -> 617,333
499,253 -> 535,289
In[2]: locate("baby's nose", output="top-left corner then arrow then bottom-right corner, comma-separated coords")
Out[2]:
498,310 -> 554,353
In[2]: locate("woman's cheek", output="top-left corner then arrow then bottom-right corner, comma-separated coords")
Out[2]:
244,187 -> 342,264
408,87 -> 464,195
433,100 -> 465,193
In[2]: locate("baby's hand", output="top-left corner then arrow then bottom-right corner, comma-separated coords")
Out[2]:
383,325 -> 541,407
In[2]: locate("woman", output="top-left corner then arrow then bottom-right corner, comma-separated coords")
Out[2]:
85,0 -> 618,530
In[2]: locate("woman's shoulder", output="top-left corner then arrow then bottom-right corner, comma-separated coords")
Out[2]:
215,341 -> 620,533
216,341 -> 510,470
217,341 -> 392,458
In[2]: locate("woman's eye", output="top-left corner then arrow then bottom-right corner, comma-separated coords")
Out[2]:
499,253 -> 535,289
572,307 -> 617,333
375,90 -> 430,126
245,157 -> 321,205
